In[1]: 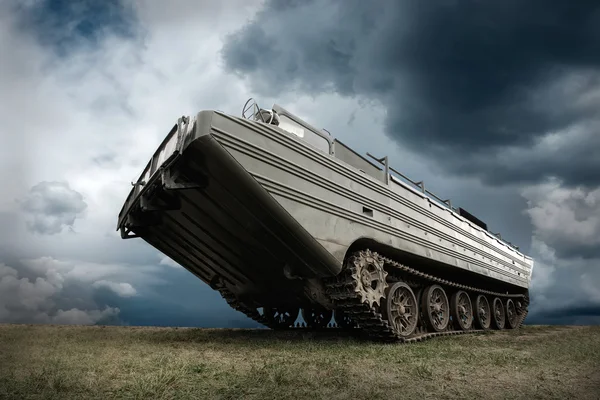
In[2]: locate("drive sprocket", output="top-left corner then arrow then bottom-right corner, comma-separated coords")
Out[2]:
348,250 -> 389,308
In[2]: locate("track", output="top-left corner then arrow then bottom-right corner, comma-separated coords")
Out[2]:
215,284 -> 277,329
325,249 -> 529,343
216,248 -> 530,343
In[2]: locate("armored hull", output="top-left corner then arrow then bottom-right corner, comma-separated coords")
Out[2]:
117,102 -> 533,341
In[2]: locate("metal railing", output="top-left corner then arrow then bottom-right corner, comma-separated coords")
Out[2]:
366,153 -> 453,209
365,152 -> 519,251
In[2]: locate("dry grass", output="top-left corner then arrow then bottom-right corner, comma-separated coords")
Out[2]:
0,324 -> 599,399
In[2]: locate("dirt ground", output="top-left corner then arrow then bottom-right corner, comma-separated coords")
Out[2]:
1,324 -> 599,399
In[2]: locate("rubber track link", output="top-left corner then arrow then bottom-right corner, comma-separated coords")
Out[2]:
323,249 -> 530,343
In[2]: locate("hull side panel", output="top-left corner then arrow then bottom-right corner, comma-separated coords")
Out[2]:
208,112 -> 532,289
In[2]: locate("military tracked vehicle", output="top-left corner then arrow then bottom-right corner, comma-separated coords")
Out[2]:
117,99 -> 533,342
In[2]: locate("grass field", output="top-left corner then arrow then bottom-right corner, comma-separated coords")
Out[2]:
1,324 -> 599,399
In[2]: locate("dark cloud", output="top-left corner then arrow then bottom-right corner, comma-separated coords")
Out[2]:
527,304 -> 600,325
221,0 -> 600,187
20,181 -> 87,235
0,250 -> 254,328
92,266 -> 261,328
0,259 -> 121,325
11,0 -> 137,56
522,181 -> 600,259
551,305 -> 600,319
525,238 -> 600,325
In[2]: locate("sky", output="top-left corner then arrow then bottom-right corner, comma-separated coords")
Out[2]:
0,0 -> 599,327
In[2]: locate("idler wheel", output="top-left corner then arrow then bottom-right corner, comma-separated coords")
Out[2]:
301,308 -> 333,329
263,307 -> 299,329
491,297 -> 506,330
505,299 -> 519,329
450,290 -> 473,331
474,295 -> 491,330
383,282 -> 419,337
421,284 -> 450,332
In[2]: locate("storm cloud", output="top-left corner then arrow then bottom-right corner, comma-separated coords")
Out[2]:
525,237 -> 600,325
12,0 -> 136,56
92,280 -> 137,297
522,180 -> 600,259
0,259 -> 121,325
222,0 -> 600,187
20,181 -> 87,235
